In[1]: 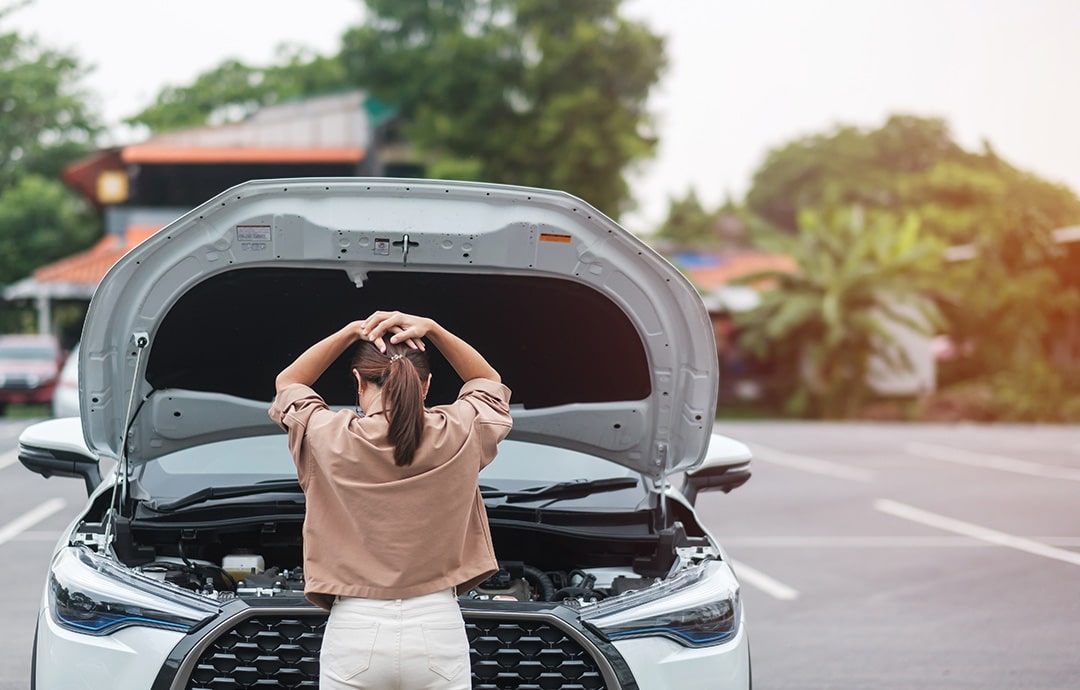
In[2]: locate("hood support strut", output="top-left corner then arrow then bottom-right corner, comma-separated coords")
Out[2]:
101,331 -> 149,558
655,441 -> 670,529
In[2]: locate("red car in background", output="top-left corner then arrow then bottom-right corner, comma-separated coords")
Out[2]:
0,334 -> 63,414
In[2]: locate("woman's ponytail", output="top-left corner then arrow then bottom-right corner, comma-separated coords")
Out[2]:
383,353 -> 426,466
350,341 -> 431,466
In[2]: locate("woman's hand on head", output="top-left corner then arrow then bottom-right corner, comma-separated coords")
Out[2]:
358,311 -> 433,352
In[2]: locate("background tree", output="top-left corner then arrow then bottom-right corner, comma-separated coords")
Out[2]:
742,114 -> 1080,417
654,190 -> 717,248
0,174 -> 98,285
126,1 -> 664,219
746,115 -> 1079,244
735,207 -> 946,418
341,0 -> 665,219
128,47 -> 348,132
0,4 -> 102,188
0,5 -> 103,335
655,190 -> 767,250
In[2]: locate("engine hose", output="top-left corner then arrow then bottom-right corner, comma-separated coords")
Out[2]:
521,564 -> 557,601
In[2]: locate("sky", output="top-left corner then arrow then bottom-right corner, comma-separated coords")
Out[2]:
8,0 -> 1080,233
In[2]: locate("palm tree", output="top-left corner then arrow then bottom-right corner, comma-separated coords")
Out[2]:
734,206 -> 946,418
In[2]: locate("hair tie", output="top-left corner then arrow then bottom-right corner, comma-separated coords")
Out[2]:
389,353 -> 404,362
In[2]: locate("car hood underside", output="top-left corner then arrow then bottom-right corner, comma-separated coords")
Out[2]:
79,178 -> 719,478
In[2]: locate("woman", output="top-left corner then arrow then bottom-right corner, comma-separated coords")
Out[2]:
269,310 -> 512,689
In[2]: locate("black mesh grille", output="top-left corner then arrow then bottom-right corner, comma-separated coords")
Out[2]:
468,618 -> 608,690
185,614 -> 610,690
186,615 -> 323,690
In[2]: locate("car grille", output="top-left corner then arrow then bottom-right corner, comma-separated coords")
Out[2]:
469,617 -> 608,689
186,615 -> 323,689
184,613 -> 611,690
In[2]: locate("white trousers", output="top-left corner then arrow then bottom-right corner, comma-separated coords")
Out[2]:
320,588 -> 471,690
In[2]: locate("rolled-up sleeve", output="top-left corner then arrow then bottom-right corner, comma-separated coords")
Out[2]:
269,383 -> 329,482
457,378 -> 513,467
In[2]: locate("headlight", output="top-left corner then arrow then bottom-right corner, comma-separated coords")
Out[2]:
580,559 -> 741,647
48,546 -> 219,636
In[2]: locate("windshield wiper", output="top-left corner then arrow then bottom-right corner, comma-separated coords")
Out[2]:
149,479 -> 303,512
482,477 -> 639,504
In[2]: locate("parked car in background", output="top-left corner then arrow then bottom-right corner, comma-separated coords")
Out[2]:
19,178 -> 753,689
51,342 -> 80,418
0,334 -> 62,415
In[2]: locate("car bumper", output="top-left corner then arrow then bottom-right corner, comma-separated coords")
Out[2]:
33,605 -> 185,689
612,613 -> 751,689
33,597 -> 750,690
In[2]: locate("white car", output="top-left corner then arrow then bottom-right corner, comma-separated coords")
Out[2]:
50,342 -> 80,418
20,178 -> 753,689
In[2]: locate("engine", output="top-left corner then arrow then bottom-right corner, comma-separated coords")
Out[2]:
132,553 -> 657,604
91,507 -> 717,604
468,561 -> 656,603
134,555 -> 306,600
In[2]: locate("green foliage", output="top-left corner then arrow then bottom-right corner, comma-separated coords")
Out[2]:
655,189 -> 782,250
0,303 -> 36,335
0,174 -> 99,285
927,360 -> 1080,423
128,48 -> 348,131
988,359 -> 1080,423
744,114 -> 1080,415
938,167 -> 1080,381
0,5 -> 101,332
747,115 -> 1080,243
341,0 -> 665,219
655,190 -> 717,247
124,1 -> 663,218
0,6 -> 101,188
747,116 -> 963,234
735,206 -> 945,418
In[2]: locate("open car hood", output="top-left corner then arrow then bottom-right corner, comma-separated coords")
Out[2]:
80,179 -> 717,479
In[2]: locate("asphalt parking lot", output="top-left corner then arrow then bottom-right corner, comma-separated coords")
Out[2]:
2,418 -> 1079,689
701,421 -> 1080,690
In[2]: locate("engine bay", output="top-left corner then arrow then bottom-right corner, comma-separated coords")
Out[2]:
128,553 -> 663,604
75,507 -> 719,606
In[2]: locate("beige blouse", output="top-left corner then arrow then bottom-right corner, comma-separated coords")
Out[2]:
269,377 -> 512,609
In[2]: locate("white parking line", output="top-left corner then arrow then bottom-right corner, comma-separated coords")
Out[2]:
728,559 -> 800,600
0,448 -> 18,470
746,443 -> 874,482
0,498 -> 67,547
875,499 -> 1080,568
906,442 -> 1080,481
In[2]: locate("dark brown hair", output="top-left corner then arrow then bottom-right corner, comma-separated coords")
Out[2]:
351,340 -> 431,466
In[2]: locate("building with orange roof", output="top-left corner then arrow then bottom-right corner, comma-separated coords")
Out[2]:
649,248 -> 799,402
667,250 -> 798,310
4,91 -> 412,334
19,225 -> 161,296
